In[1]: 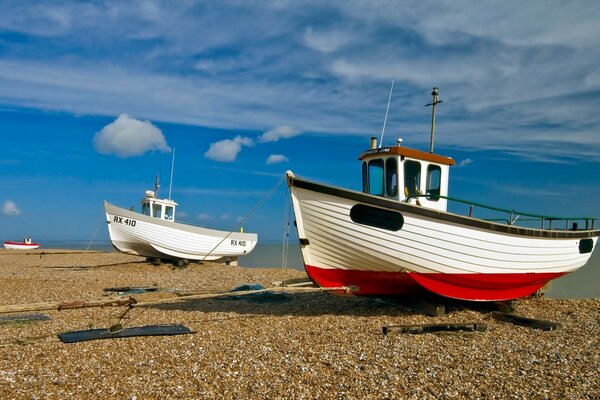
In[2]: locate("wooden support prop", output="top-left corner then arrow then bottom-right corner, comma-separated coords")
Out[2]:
0,296 -> 136,314
408,299 -> 446,317
383,322 -> 487,335
491,311 -> 562,331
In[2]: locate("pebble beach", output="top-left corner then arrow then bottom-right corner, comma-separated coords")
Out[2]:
0,249 -> 598,399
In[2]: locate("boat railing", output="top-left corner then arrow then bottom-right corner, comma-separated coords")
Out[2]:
405,194 -> 597,231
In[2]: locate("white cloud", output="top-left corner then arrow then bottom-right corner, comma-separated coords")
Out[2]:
2,200 -> 21,216
197,213 -> 213,221
204,135 -> 253,162
266,154 -> 289,165
457,158 -> 474,167
93,114 -> 171,157
258,125 -> 300,143
303,27 -> 352,53
1,3 -> 600,161
176,211 -> 189,219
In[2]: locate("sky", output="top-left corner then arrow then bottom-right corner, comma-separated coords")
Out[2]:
1,0 -> 600,244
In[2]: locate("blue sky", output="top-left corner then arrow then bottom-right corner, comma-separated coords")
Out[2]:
1,1 -> 599,243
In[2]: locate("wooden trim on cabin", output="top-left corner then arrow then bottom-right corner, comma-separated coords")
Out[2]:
289,176 -> 600,239
359,146 -> 456,166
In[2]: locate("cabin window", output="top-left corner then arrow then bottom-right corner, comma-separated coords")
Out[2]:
386,158 -> 398,197
142,202 -> 150,216
404,160 -> 421,197
152,204 -> 162,219
362,162 -> 368,193
368,159 -> 384,196
426,165 -> 441,200
165,206 -> 174,220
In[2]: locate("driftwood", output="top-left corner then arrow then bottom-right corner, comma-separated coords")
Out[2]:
0,296 -> 136,314
383,322 -> 487,335
491,311 -> 562,331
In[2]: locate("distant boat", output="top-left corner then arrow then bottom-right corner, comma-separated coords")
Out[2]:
4,237 -> 40,250
103,177 -> 257,263
286,88 -> 599,301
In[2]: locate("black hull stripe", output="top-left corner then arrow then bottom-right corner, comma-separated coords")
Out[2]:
289,177 -> 600,240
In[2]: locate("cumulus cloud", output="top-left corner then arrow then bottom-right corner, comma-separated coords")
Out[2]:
204,135 -> 253,162
266,154 -> 289,165
93,114 -> 171,157
457,158 -> 474,167
197,213 -> 213,221
176,211 -> 189,219
2,200 -> 21,216
258,125 -> 300,143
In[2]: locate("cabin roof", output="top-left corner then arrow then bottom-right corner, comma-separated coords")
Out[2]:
141,196 -> 178,207
359,146 -> 456,166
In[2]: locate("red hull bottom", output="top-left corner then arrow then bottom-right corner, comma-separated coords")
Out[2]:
304,264 -> 566,301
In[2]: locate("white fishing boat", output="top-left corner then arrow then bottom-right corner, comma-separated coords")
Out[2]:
4,237 -> 40,250
287,88 -> 599,301
104,177 -> 257,263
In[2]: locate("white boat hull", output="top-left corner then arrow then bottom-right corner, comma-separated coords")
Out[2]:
288,175 -> 599,301
104,202 -> 257,261
4,241 -> 40,250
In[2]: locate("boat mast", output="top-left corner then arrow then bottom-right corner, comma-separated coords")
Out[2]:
379,80 -> 395,148
168,148 -> 175,200
425,87 -> 442,153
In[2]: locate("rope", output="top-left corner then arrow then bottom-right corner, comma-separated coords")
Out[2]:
131,285 -> 355,308
199,174 -> 286,263
281,182 -> 292,273
84,203 -> 104,252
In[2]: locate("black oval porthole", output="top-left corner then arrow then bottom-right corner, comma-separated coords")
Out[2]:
350,204 -> 404,231
579,239 -> 594,254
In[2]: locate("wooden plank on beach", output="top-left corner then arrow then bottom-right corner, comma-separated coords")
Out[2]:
383,322 -> 487,335
0,313 -> 50,323
59,324 -> 194,343
0,296 -> 136,314
491,311 -> 562,331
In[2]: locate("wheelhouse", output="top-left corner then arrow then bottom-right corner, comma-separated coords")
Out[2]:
140,190 -> 178,222
359,138 -> 455,212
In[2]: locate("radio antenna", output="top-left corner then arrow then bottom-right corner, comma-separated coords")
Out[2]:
168,147 -> 175,200
379,80 -> 394,148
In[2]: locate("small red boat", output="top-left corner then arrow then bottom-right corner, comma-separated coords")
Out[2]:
3,237 -> 40,250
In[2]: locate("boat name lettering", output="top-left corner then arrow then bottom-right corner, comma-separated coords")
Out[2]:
113,216 -> 137,227
363,148 -> 391,156
230,240 -> 247,246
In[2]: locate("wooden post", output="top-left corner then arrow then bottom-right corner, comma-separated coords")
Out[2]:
491,311 -> 562,331
0,296 -> 136,314
383,322 -> 487,335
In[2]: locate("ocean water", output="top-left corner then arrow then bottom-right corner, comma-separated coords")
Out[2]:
41,240 -> 598,299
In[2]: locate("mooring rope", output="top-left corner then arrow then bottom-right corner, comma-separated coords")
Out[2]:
281,182 -> 292,278
84,203 -> 105,252
199,174 -> 287,263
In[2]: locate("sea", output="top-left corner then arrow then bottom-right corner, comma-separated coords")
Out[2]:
41,240 -> 599,299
